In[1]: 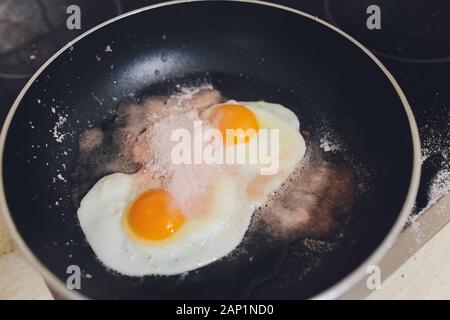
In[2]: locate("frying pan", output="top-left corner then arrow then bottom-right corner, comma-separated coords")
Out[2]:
0,0 -> 420,299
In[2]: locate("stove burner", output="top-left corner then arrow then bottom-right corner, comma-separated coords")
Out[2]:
0,0 -> 122,79
324,0 -> 450,63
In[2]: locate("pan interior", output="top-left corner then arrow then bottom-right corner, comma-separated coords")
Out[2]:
2,1 -> 414,299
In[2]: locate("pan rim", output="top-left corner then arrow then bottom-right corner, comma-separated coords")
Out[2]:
0,0 -> 421,300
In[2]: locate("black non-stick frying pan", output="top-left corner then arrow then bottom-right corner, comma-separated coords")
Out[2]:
0,0 -> 420,299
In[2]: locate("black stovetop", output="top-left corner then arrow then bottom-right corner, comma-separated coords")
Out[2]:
0,0 -> 448,215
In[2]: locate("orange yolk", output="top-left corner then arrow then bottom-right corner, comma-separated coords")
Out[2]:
124,189 -> 185,241
209,104 -> 259,145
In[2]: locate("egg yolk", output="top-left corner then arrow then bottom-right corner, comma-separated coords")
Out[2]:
209,104 -> 259,145
125,189 -> 185,241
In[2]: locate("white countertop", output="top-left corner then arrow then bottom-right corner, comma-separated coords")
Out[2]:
367,220 -> 450,299
367,193 -> 450,300
0,214 -> 52,299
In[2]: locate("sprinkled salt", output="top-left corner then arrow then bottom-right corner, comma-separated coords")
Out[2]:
427,169 -> 450,208
52,115 -> 67,143
319,136 -> 342,152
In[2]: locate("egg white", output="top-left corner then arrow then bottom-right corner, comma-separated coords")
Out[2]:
217,100 -> 306,208
78,172 -> 252,276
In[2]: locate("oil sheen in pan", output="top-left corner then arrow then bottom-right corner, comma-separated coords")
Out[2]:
72,73 -> 372,299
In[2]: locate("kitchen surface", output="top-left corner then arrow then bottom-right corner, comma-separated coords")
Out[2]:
0,0 -> 449,300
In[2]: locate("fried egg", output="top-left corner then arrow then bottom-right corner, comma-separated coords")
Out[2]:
77,100 -> 306,276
